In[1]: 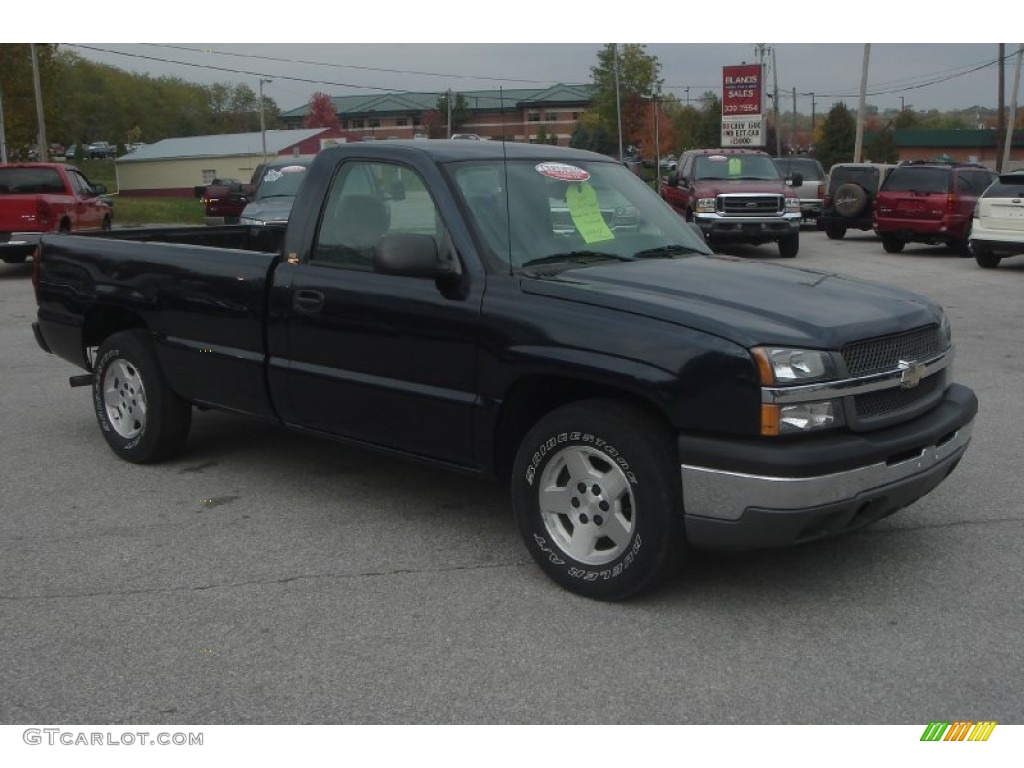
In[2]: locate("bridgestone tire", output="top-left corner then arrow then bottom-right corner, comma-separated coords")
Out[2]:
777,233 -> 799,258
93,330 -> 191,463
833,183 -> 868,218
511,399 -> 685,601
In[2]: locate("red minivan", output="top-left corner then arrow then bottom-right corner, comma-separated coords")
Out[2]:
872,161 -> 997,255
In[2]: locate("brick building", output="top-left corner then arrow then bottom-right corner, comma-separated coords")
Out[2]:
278,85 -> 596,146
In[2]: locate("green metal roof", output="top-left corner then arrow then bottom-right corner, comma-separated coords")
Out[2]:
864,129 -> 1024,148
279,84 -> 596,120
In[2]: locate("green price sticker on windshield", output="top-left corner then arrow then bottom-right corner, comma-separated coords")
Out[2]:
566,182 -> 614,244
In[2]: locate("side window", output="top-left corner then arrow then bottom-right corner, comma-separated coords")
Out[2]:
68,171 -> 92,196
312,161 -> 444,270
680,155 -> 694,179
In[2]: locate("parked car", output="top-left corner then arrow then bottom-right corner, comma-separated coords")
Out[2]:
238,157 -> 315,225
773,156 -> 826,225
968,170 -> 1024,268
0,162 -> 112,263
661,148 -> 802,257
450,134 -> 484,140
32,141 -> 977,601
818,162 -> 897,239
873,161 -> 998,255
200,177 -> 250,226
85,141 -> 117,159
659,155 -> 678,171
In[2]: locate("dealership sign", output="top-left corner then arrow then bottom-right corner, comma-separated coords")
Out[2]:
721,64 -> 764,147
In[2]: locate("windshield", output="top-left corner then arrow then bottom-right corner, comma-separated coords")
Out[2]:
448,158 -> 711,271
694,153 -> 781,181
253,162 -> 311,200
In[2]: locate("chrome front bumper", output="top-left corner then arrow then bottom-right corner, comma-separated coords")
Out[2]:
680,419 -> 973,550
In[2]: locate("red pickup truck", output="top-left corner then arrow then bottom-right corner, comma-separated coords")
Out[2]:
0,162 -> 112,263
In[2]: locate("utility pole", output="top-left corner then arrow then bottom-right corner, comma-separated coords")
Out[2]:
1003,44 -> 1022,171
31,43 -> 48,162
447,88 -> 453,139
772,47 -> 781,156
259,78 -> 272,165
810,93 -> 816,135
854,43 -> 871,163
792,87 -> 797,153
0,82 -> 8,163
997,44 -> 1006,172
651,90 -> 661,193
613,44 -> 624,161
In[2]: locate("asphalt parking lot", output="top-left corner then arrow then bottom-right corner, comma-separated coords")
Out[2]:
1,227 -> 1022,726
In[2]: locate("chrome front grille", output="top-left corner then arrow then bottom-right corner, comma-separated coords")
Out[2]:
853,372 -> 943,420
842,325 -> 945,376
719,195 -> 783,215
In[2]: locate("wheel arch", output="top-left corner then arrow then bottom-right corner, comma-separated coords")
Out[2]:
82,304 -> 148,365
491,374 -> 673,484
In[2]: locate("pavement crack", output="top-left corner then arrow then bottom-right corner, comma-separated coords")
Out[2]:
0,560 -> 531,602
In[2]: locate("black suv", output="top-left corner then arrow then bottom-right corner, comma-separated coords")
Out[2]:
818,162 -> 897,239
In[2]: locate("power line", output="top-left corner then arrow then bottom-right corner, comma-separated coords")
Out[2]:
139,43 -> 555,85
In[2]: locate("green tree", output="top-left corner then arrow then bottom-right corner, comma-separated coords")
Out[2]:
865,123 -> 899,163
436,91 -> 471,134
0,44 -> 60,158
569,120 -> 616,155
587,44 -> 662,155
814,102 -> 857,171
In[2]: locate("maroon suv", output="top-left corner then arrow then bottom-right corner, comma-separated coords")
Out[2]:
872,161 -> 997,255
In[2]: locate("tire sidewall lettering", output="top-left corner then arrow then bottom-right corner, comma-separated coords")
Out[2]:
525,431 -> 637,487
93,348 -> 121,434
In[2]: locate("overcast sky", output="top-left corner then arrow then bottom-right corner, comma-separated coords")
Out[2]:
32,7 -> 1021,117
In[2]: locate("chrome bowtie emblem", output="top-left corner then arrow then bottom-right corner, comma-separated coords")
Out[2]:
898,359 -> 926,389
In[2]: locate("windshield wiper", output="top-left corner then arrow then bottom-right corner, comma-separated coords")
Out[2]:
631,244 -> 705,259
521,251 -> 632,268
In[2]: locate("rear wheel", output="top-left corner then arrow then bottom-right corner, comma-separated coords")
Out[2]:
881,235 -> 905,253
93,330 -> 192,463
511,399 -> 685,600
973,245 -> 1002,269
824,223 -> 847,240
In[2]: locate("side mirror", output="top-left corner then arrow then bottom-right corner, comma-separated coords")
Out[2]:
91,183 -> 107,196
374,233 -> 460,280
666,171 -> 679,187
789,172 -> 803,187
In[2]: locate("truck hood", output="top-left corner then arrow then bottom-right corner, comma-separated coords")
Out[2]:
521,255 -> 941,350
693,179 -> 792,197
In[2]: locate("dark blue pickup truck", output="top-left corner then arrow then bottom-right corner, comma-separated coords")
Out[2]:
32,141 -> 977,600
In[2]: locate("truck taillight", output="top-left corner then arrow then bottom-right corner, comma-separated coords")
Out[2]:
818,183 -> 825,200
37,199 -> 53,228
947,193 -> 958,212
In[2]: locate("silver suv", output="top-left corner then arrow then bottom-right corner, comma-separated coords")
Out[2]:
773,156 -> 826,225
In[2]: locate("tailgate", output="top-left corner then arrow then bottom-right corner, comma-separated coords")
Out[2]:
981,199 -> 1024,232
0,196 -> 46,232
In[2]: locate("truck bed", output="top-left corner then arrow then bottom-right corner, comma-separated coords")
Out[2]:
35,225 -> 287,418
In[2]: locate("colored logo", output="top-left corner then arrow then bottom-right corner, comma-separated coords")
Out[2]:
920,721 -> 997,742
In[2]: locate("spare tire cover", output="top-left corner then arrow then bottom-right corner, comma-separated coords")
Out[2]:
833,183 -> 868,217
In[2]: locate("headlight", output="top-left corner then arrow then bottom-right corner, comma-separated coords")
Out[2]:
752,347 -> 837,385
753,347 -> 842,436
785,197 -> 801,213
696,197 -> 717,213
939,312 -> 952,347
239,217 -> 265,226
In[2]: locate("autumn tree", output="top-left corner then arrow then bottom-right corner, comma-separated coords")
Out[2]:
303,92 -> 340,129
586,44 -> 662,156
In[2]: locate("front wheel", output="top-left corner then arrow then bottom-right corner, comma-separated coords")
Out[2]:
973,245 -> 1002,269
93,330 -> 192,463
777,233 -> 799,258
511,399 -> 685,600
